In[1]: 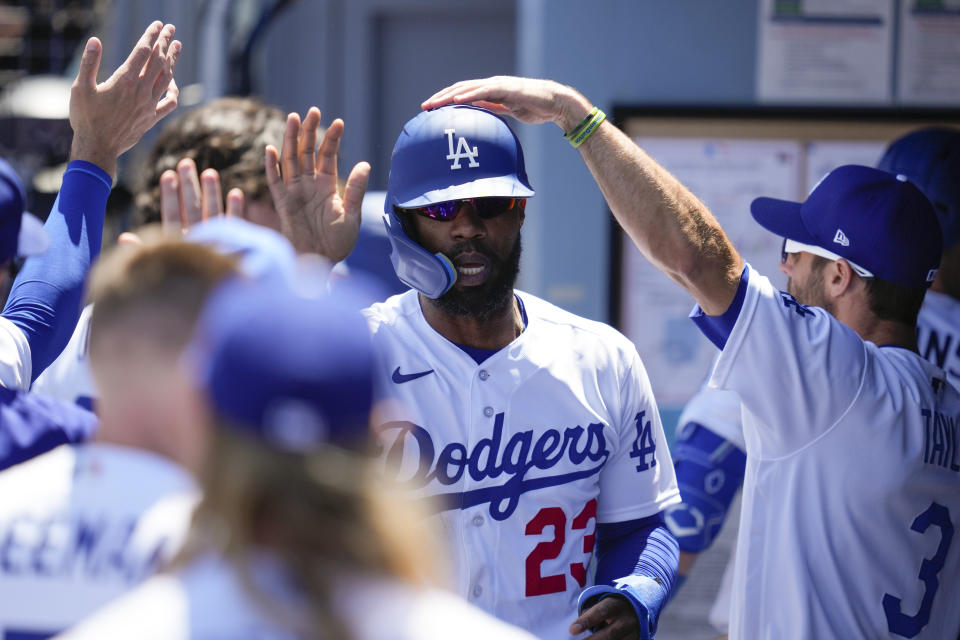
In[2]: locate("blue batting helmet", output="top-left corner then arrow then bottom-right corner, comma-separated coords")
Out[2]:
383,105 -> 534,298
876,127 -> 960,250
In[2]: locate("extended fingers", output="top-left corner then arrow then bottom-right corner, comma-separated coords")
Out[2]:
74,38 -> 102,91
177,158 -> 203,226
280,112 -> 301,182
422,79 -> 481,109
200,168 -> 224,221
264,145 -> 284,203
141,23 -> 175,84
123,21 -> 163,78
298,107 -> 322,176
316,118 -> 344,178
159,170 -> 182,232
342,161 -> 371,226
225,188 -> 246,219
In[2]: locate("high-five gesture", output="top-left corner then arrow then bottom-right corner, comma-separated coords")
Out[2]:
70,21 -> 181,178
265,107 -> 370,260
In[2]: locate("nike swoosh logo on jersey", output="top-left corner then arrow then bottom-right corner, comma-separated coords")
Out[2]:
391,367 -> 434,383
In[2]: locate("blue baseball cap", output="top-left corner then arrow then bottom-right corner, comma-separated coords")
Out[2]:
385,104 -> 534,210
0,159 -> 49,263
876,127 -> 960,250
751,164 -> 942,289
186,217 -> 297,285
184,279 -> 374,451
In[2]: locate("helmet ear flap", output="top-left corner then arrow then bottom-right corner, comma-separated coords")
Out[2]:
383,209 -> 456,299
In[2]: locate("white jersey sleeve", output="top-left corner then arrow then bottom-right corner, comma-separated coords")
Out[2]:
708,266 -> 868,457
0,316 -> 31,391
32,304 -> 97,407
676,384 -> 744,451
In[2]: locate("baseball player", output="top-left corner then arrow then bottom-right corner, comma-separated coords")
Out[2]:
359,105 -> 680,640
664,126 -> 960,636
0,233 -> 236,638
58,277 -> 538,640
422,77 -> 960,639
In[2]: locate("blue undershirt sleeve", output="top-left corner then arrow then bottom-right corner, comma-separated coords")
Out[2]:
2,161 -> 110,381
578,512 -> 679,637
689,264 -> 750,350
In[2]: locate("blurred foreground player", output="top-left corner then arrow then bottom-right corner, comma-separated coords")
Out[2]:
58,278 -> 537,640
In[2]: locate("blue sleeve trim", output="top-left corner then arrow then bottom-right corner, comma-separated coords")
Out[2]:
0,387 -> 98,471
590,512 -> 679,634
2,161 -> 110,380
65,160 -> 112,190
690,264 -> 750,350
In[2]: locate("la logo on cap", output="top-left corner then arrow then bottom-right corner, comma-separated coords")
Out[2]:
833,229 -> 850,247
444,128 -> 479,170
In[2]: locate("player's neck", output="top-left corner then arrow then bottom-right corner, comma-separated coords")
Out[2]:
837,304 -> 918,352
419,292 -> 524,350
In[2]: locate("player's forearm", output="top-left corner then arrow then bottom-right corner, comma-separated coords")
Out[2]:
569,104 -> 742,316
3,161 -> 110,380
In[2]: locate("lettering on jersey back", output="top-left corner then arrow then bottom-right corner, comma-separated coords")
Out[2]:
917,327 -> 960,380
0,514 -> 173,582
921,408 -> 960,472
379,413 -> 611,520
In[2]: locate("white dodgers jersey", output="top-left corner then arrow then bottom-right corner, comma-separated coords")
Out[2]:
708,266 -> 960,639
917,290 -> 960,387
0,316 -> 32,391
31,304 -> 97,408
364,290 -> 679,639
59,554 -> 539,640
0,443 -> 196,638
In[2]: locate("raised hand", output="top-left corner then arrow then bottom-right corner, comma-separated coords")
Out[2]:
265,107 -> 370,260
159,159 -> 245,234
421,76 -> 592,133
70,21 -> 181,178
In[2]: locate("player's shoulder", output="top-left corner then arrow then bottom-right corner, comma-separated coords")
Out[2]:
363,289 -> 419,331
919,290 -> 960,327
0,443 -> 77,512
518,290 -> 638,352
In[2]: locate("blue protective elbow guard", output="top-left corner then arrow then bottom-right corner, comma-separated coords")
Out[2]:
663,422 -> 746,554
578,575 -> 666,640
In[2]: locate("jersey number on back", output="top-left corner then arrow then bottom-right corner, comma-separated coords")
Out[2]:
525,499 -> 597,596
883,502 -> 953,638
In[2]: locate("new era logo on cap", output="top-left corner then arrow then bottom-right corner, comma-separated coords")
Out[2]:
833,229 -> 850,247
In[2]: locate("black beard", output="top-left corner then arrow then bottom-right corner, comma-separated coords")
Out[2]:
430,235 -> 522,320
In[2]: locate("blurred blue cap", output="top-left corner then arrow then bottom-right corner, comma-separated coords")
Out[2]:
186,217 -> 297,285
752,165 -> 942,289
385,105 -> 534,211
184,278 -> 374,451
876,127 -> 960,250
0,159 -> 49,263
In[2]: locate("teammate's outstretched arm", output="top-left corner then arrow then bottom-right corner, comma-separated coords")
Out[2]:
264,107 -> 370,260
423,77 -> 743,316
3,21 -> 182,383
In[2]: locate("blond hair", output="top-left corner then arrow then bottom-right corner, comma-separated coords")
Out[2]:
88,229 -> 239,357
181,425 -> 444,640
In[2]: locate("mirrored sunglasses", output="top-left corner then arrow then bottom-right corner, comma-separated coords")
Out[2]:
780,238 -> 874,279
396,197 -> 523,221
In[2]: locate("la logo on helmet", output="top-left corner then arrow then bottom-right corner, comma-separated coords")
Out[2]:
444,128 -> 480,170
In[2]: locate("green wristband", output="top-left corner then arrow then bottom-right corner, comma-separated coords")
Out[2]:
567,108 -> 606,148
563,107 -> 599,141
